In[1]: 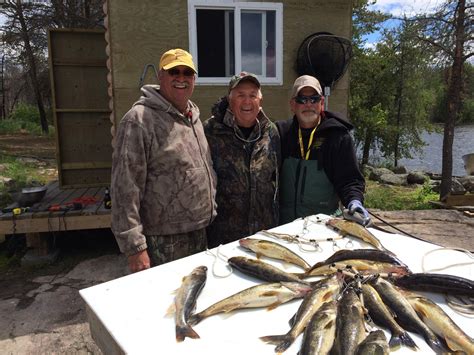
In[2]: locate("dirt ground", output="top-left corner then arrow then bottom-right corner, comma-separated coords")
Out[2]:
0,134 -> 56,160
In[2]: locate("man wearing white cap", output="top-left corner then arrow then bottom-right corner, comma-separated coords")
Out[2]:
111,48 -> 217,273
277,75 -> 368,225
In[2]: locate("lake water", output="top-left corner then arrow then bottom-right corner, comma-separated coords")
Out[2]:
366,125 -> 474,176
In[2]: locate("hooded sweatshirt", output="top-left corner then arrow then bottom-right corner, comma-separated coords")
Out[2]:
111,85 -> 217,256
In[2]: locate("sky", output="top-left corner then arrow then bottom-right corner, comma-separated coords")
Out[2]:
365,0 -> 445,45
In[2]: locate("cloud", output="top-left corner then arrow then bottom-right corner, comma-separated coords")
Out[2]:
369,0 -> 444,17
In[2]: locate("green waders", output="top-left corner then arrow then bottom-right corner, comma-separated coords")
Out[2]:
279,157 -> 339,225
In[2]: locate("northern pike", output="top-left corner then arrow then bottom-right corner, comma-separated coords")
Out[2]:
326,218 -> 387,250
306,259 -> 410,277
188,282 -> 311,326
239,238 -> 311,270
228,256 -> 307,283
297,300 -> 337,355
369,276 -> 447,353
332,287 -> 367,355
393,272 -> 474,297
361,283 -> 417,350
400,288 -> 474,354
356,330 -> 390,355
260,274 -> 343,353
170,265 -> 207,342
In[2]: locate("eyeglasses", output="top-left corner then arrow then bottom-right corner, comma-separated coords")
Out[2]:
294,95 -> 322,105
167,68 -> 195,77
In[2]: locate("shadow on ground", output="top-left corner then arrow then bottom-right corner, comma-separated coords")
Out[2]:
0,229 -> 128,353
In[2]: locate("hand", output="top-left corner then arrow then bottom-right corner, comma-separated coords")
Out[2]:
347,200 -> 371,226
128,250 -> 151,273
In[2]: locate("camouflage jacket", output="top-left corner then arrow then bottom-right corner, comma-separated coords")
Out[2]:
203,97 -> 280,247
111,85 -> 217,256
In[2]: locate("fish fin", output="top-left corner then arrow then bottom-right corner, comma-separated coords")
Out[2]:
388,334 -> 402,350
266,301 -> 283,311
187,314 -> 201,326
165,303 -> 175,317
259,334 -> 286,345
275,336 -> 295,353
398,331 -> 418,350
256,252 -> 262,259
175,324 -> 200,342
288,313 -> 296,326
261,290 -> 279,297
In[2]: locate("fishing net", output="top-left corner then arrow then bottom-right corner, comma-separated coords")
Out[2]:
296,32 -> 353,89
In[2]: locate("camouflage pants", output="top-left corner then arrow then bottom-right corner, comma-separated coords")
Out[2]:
145,228 -> 208,266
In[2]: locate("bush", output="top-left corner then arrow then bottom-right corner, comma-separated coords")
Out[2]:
0,104 -> 54,135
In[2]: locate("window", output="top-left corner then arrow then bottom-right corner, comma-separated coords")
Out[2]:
188,1 -> 283,85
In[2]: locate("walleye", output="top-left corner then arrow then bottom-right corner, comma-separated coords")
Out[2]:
305,259 -> 410,277
369,276 -> 447,353
298,300 -> 337,355
356,330 -> 390,355
332,287 -> 367,355
393,272 -> 474,297
169,265 -> 207,342
239,238 -> 311,270
400,288 -> 474,354
260,274 -> 343,353
307,248 -> 408,273
326,218 -> 387,251
228,256 -> 307,283
361,283 -> 418,350
188,282 -> 311,326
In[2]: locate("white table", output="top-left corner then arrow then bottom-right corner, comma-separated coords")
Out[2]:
80,215 -> 474,354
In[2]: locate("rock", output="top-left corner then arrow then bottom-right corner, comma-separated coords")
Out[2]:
407,171 -> 428,185
369,168 -> 393,182
458,176 -> 474,193
17,157 -> 41,165
0,164 -> 7,173
430,180 -> 441,193
362,164 -> 375,178
392,165 -> 408,174
379,173 -> 407,186
0,176 -> 15,188
451,178 -> 466,195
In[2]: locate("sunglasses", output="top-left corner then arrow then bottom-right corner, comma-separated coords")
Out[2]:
167,68 -> 195,77
294,95 -> 322,105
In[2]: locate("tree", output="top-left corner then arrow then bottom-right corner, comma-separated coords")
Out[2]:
413,0 -> 473,198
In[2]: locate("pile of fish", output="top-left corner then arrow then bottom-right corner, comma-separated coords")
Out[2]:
168,217 -> 474,354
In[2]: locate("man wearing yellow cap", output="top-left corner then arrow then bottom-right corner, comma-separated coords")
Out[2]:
111,49 -> 217,273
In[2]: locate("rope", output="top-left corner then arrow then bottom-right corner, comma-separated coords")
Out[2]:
205,246 -> 233,278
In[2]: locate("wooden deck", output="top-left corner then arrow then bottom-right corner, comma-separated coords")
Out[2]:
0,181 -> 111,236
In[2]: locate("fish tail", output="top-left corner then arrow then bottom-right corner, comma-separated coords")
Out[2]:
175,324 -> 200,342
259,334 -> 286,345
388,334 -> 402,350
187,314 -> 201,326
399,331 -> 418,350
275,336 -> 294,353
426,335 -> 448,354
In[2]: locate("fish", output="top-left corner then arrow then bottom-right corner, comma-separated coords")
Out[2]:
369,276 -> 447,353
260,273 -> 343,353
356,330 -> 390,355
307,248 -> 408,273
332,287 -> 367,355
188,282 -> 312,326
239,238 -> 311,270
393,272 -> 474,297
170,265 -> 207,342
400,288 -> 474,354
297,300 -> 337,355
325,218 -> 387,250
361,283 -> 418,350
228,256 -> 307,283
305,259 -> 410,277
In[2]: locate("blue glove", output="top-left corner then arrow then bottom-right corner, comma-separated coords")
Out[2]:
347,200 -> 371,226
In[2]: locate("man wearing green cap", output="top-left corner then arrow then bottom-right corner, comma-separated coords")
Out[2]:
204,72 -> 280,247
111,48 -> 217,273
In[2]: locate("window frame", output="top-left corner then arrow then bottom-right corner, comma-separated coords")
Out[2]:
188,0 -> 283,85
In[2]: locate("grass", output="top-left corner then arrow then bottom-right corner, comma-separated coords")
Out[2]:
364,180 -> 439,210
0,104 -> 55,137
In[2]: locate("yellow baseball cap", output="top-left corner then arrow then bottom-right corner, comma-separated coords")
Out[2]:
159,48 -> 197,73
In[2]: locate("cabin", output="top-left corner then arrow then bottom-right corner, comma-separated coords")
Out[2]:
1,0 -> 353,259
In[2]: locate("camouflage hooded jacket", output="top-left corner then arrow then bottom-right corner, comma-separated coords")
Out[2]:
111,85 -> 217,256
203,97 -> 280,247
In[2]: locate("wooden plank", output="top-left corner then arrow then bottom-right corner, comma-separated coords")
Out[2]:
52,61 -> 107,67
0,213 -> 111,235
56,109 -> 111,113
61,162 -> 112,170
444,193 -> 474,207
